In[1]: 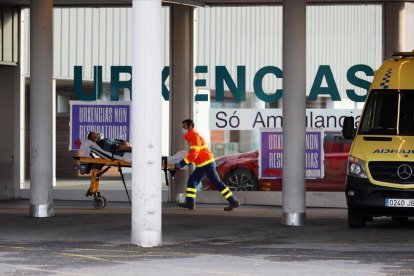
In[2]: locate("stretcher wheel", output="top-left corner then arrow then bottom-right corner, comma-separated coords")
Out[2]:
101,196 -> 108,208
93,196 -> 107,209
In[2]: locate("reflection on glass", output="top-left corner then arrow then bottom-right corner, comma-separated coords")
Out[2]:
359,90 -> 414,136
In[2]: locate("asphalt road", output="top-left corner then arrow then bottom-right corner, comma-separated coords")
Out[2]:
0,201 -> 413,275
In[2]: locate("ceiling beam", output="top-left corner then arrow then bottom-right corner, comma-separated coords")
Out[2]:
0,0 -> 204,7
204,0 -> 413,5
0,0 -> 412,8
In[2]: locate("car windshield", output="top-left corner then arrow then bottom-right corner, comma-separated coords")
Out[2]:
359,90 -> 414,136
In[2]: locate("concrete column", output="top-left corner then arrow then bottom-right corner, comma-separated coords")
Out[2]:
169,5 -> 194,202
384,2 -> 406,59
282,0 -> 306,226
29,0 -> 54,217
131,0 -> 162,247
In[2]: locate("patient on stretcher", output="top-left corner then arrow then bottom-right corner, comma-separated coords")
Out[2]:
79,131 -> 188,165
79,131 -> 132,163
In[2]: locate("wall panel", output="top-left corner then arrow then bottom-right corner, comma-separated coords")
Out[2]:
1,5 -> 19,64
23,7 -> 170,81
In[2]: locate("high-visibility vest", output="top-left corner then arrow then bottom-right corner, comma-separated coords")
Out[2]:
183,129 -> 215,167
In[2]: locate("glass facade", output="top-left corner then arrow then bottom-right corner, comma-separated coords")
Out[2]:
22,5 -> 383,196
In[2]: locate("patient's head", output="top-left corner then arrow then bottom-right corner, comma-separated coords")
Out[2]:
87,131 -> 100,142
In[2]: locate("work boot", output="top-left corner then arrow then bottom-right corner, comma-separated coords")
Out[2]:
177,203 -> 195,210
224,200 -> 240,211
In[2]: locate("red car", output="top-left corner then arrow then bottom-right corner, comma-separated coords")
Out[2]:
203,132 -> 352,192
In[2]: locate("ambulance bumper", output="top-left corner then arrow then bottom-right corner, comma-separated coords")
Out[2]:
345,176 -> 414,217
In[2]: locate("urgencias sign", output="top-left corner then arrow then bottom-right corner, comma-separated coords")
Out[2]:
74,64 -> 373,103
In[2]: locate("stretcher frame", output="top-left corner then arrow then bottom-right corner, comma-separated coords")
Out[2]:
73,154 -> 176,209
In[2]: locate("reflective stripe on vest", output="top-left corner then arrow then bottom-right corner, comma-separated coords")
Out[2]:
190,145 -> 209,150
196,157 -> 215,167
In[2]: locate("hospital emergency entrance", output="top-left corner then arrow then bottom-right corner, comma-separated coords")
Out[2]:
0,0 -> 413,247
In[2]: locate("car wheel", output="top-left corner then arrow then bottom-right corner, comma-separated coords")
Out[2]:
348,209 -> 366,228
224,168 -> 259,191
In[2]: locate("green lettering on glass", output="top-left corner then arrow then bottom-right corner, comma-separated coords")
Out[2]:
74,65 -> 102,100
162,66 -> 170,101
195,65 -> 208,101
215,66 -> 246,102
110,66 -> 132,101
346,64 -> 373,102
253,66 -> 283,103
308,65 -> 341,101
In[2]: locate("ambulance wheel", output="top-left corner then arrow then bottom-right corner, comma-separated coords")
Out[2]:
348,209 -> 366,228
93,197 -> 107,209
224,168 -> 259,191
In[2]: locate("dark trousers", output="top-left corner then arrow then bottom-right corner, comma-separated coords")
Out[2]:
185,162 -> 237,207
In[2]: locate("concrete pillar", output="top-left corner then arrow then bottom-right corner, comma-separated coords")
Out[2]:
131,0 -> 162,247
169,5 -> 194,202
29,0 -> 54,217
282,0 -> 306,226
384,2 -> 406,59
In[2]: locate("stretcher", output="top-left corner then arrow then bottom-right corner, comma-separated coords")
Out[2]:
73,140 -> 177,209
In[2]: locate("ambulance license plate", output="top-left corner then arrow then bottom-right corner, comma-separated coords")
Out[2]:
385,198 -> 414,207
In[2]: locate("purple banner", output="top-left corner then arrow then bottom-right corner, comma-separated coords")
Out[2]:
70,101 -> 130,150
259,129 -> 324,179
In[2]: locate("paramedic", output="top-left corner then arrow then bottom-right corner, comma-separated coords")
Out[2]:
176,119 -> 240,211
87,131 -> 132,153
